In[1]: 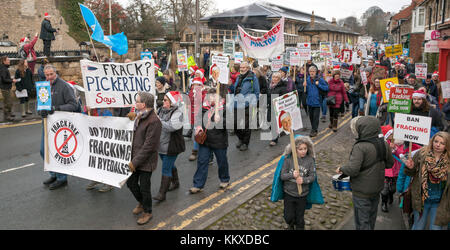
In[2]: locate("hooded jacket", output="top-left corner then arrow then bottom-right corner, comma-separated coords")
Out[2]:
340,116 -> 394,199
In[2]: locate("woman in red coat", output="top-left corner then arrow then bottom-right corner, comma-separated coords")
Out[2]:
20,33 -> 38,74
327,70 -> 349,132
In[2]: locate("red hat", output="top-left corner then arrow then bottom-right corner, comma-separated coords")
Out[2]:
67,81 -> 77,85
432,71 -> 439,77
333,65 -> 340,70
189,65 -> 199,75
192,77 -> 203,85
166,91 -> 183,106
412,89 -> 427,99
196,68 -> 205,78
405,74 -> 410,79
20,37 -> 29,43
381,125 -> 393,141
155,64 -> 160,70
44,12 -> 51,18
278,111 -> 290,129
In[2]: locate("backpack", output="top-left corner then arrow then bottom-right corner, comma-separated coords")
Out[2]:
18,46 -> 27,59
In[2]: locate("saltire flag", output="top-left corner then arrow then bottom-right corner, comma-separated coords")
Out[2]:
79,3 -> 128,55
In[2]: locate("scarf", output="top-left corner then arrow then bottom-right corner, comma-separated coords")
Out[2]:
134,109 -> 152,131
421,151 -> 449,204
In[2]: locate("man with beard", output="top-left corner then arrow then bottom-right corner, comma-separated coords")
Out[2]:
410,89 -> 445,133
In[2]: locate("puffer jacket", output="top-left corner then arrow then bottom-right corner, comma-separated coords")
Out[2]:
305,76 -> 329,107
157,105 -> 185,155
405,149 -> 450,226
327,78 -> 349,109
340,116 -> 394,199
230,71 -> 260,109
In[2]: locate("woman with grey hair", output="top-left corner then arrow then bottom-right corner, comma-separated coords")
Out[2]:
268,72 -> 288,146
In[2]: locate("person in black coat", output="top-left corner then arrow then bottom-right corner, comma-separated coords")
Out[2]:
39,13 -> 57,57
0,56 -> 18,121
190,88 -> 229,194
268,72 -> 289,146
15,60 -> 35,117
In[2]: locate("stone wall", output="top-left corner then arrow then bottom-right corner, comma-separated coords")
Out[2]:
0,0 -> 79,52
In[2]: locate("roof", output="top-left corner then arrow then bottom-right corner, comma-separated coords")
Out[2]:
200,2 -> 328,24
299,22 -> 360,36
392,0 -> 425,21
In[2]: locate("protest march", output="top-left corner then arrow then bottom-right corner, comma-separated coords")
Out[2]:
0,0 -> 449,234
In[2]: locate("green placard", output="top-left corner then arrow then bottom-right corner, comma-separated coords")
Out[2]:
387,86 -> 413,114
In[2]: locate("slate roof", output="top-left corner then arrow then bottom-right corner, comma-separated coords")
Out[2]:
299,22 -> 360,35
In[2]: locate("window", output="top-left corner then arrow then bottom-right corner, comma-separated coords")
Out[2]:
418,8 -> 425,26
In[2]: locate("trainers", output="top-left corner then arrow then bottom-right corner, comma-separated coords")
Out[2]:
98,184 -> 113,193
132,203 -> 144,215
86,181 -> 100,190
219,182 -> 230,189
49,180 -> 67,190
189,187 -> 203,194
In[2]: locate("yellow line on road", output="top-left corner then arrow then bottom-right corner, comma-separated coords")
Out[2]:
0,120 -> 41,129
151,114 -> 353,230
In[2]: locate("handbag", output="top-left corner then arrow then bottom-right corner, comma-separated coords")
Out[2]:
326,95 -> 336,106
194,117 -> 211,145
401,177 -> 413,215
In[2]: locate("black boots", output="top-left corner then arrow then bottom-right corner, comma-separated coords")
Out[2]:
153,176 -> 171,202
381,201 -> 388,213
168,168 -> 180,191
332,118 -> 338,132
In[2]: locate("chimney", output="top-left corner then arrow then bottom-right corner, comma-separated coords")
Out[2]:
331,17 -> 337,25
311,11 -> 315,28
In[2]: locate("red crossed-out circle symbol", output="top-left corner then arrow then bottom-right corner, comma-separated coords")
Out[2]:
54,127 -> 78,158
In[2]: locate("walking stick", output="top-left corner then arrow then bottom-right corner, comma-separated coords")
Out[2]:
303,63 -> 307,93
44,118 -> 49,164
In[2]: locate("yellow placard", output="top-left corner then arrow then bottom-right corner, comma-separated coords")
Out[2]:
380,77 -> 399,103
385,44 -> 403,57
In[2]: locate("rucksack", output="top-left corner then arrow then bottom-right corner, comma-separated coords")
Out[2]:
18,46 -> 27,59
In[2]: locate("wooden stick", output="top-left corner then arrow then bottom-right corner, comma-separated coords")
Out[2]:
288,126 -> 302,196
44,118 -> 49,164
408,142 -> 413,160
303,63 -> 307,92
182,72 -> 186,93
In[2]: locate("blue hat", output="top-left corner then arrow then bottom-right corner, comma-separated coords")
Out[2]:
279,66 -> 289,73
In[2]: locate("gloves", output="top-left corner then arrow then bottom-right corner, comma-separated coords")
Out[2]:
49,105 -> 59,114
40,110 -> 48,118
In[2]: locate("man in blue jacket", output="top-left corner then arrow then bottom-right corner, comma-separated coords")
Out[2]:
303,66 -> 328,137
229,62 -> 260,151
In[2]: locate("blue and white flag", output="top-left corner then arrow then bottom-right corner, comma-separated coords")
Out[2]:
79,3 -> 128,55
36,81 -> 52,111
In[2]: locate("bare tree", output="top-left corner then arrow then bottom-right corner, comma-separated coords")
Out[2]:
121,0 -> 165,37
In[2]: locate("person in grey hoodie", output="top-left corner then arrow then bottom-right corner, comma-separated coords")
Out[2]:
153,91 -> 185,202
336,116 -> 394,230
280,136 -> 316,230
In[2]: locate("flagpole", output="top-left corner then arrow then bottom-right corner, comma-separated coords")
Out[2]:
79,4 -> 99,62
109,0 -> 113,60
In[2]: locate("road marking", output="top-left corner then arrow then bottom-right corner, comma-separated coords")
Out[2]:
0,163 -> 36,175
150,113 -> 353,230
0,120 -> 41,129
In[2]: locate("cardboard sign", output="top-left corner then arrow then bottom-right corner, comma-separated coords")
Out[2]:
415,63 -> 427,79
80,59 -> 155,108
223,39 -> 235,56
289,51 -> 300,66
388,86 -> 414,113
272,91 -> 302,134
351,51 -> 361,64
441,81 -> 450,99
36,81 -> 52,111
234,52 -> 244,64
210,55 -> 230,85
271,56 -> 284,72
361,71 -> 368,85
403,48 -> 409,57
140,52 -> 152,60
258,58 -> 270,66
380,77 -> 399,103
45,111 -> 134,188
385,44 -> 403,57
320,42 -> 332,58
297,43 -> 311,60
341,49 -> 352,63
394,113 -> 432,145
177,49 -> 188,72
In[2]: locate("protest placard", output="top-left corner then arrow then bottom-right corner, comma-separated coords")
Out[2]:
289,51 -> 300,66
441,81 -> 450,99
177,49 -> 188,72
223,39 -> 235,56
361,71 -> 368,85
415,63 -> 427,79
320,42 -> 332,58
385,44 -> 403,57
211,55 -> 230,84
80,59 -> 155,108
297,43 -> 311,60
36,81 -> 52,111
380,77 -> 399,103
271,56 -> 284,72
45,111 -> 134,188
234,52 -> 244,64
272,91 -> 302,135
394,113 -> 432,145
140,52 -> 152,60
388,85 -> 414,113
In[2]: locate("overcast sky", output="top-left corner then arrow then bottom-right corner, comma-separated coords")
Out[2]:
116,0 -> 413,21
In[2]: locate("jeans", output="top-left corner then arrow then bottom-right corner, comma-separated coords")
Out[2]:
159,154 -> 178,177
352,194 -> 380,230
352,102 -> 359,118
193,145 -> 230,189
307,106 -> 320,132
284,193 -> 307,230
385,112 -> 395,126
359,98 -> 366,113
412,200 -> 444,230
127,170 -> 153,213
321,97 -> 327,116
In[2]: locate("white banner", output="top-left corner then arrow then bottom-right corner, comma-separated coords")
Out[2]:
45,112 -> 134,188
238,17 -> 285,59
394,113 -> 432,145
81,59 -> 155,108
